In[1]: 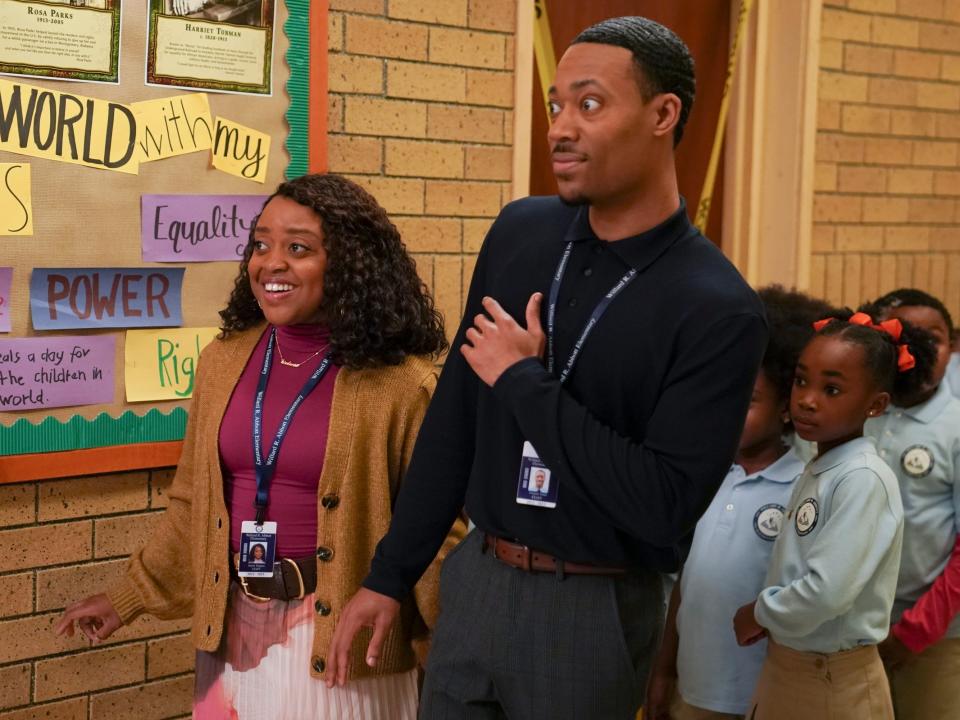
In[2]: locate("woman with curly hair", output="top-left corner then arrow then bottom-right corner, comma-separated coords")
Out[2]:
56,174 -> 467,719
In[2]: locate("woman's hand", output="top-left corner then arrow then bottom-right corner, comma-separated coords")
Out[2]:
733,601 -> 767,646
54,594 -> 122,645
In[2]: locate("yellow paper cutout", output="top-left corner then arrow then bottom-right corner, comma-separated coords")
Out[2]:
0,163 -> 32,235
0,78 -> 139,174
125,327 -> 219,402
211,116 -> 270,183
131,93 -> 214,163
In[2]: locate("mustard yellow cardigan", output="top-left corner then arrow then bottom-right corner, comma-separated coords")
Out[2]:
108,324 -> 465,681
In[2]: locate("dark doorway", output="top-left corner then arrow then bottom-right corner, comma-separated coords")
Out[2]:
529,1 -> 731,248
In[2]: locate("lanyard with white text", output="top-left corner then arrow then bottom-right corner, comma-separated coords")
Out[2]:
546,241 -> 637,385
252,329 -> 332,524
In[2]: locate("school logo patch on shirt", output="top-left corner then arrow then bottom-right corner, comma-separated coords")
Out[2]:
795,498 -> 819,536
754,504 -> 786,541
901,445 -> 934,478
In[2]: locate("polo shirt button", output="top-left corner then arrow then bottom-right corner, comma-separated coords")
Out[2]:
884,431 -> 892,436
312,656 -> 326,673
592,244 -> 603,254
568,298 -> 578,308
583,267 -> 593,277
321,494 -> 340,509
317,546 -> 334,561
315,600 -> 332,616
725,504 -> 734,511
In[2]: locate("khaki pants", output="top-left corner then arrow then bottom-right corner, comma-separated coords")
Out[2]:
749,640 -> 893,720
669,692 -> 743,720
888,637 -> 960,720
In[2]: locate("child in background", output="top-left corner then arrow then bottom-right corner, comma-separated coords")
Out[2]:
862,289 -> 960,720
735,311 -> 936,720
645,287 -> 837,720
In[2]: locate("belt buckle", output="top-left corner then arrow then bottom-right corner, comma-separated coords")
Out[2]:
233,553 -> 272,603
281,557 -> 306,600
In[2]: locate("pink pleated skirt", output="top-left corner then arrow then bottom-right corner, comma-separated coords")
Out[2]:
193,583 -> 418,720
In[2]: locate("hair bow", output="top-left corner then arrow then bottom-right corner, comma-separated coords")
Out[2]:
812,312 -> 916,372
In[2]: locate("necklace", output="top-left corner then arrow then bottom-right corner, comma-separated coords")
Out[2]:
274,333 -> 329,368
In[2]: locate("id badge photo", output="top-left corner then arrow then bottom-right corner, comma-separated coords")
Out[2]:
238,520 -> 277,577
516,441 -> 558,508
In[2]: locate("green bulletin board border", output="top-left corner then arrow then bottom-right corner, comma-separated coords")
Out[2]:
0,0 -> 312,458
1,408 -> 187,456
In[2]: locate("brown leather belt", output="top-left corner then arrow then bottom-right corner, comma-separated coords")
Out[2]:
231,553 -> 317,602
483,534 -> 627,577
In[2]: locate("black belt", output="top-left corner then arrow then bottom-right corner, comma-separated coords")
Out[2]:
231,553 -> 317,602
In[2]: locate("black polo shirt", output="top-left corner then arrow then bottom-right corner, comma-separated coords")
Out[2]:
365,196 -> 768,601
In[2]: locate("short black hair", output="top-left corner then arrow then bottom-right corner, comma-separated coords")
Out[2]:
572,16 -> 695,146
759,286 -> 840,408
863,288 -> 955,342
814,310 -> 937,404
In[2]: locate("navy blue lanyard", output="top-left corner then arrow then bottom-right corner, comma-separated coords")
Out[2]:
546,242 -> 637,385
252,329 -> 332,524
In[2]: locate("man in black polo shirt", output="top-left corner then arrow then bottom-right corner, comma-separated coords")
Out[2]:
328,16 -> 767,718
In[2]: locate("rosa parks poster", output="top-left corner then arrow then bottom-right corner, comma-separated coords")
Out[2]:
0,0 -> 122,84
146,0 -> 274,96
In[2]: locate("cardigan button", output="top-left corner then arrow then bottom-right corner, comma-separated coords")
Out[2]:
312,656 -> 326,673
315,600 -> 332,616
316,546 -> 334,562
321,494 -> 340,509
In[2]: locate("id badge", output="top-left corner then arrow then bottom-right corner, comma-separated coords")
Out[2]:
238,520 -> 277,577
516,441 -> 558,508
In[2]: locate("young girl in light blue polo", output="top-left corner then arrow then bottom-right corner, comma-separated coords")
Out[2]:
863,289 -> 960,720
645,287 -> 836,720
735,310 -> 936,720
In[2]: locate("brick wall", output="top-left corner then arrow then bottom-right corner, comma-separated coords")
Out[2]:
812,0 -> 960,316
0,2 -> 517,717
327,0 -> 517,349
0,469 -> 193,719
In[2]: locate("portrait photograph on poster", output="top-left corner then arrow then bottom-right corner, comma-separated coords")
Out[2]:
145,0 -> 274,95
0,0 -> 122,84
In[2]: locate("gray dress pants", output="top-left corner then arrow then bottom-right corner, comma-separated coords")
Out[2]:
420,530 -> 664,720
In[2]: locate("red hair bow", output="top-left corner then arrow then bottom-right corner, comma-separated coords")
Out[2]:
812,312 -> 916,372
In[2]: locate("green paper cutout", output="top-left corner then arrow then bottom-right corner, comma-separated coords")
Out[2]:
0,408 -> 188,457
285,0 -> 310,179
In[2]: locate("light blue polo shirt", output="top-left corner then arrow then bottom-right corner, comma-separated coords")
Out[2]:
755,437 -> 903,653
948,353 -> 960,399
677,449 -> 804,715
866,383 -> 960,637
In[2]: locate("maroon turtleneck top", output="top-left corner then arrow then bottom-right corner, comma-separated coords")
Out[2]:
219,324 -> 339,557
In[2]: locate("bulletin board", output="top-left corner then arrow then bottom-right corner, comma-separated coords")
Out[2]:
0,0 -> 328,481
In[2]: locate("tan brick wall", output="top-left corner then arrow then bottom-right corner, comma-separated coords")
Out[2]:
0,3 -> 517,716
0,470 -> 192,720
329,0 -> 517,347
813,1 -> 960,316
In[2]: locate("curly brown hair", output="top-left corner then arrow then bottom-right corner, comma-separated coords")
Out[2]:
219,174 -> 447,369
